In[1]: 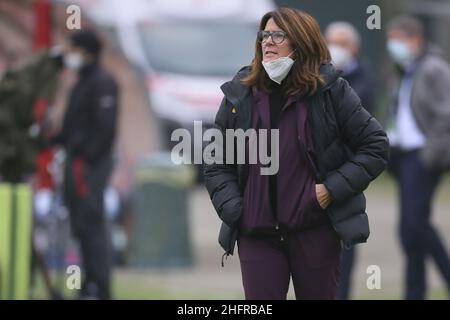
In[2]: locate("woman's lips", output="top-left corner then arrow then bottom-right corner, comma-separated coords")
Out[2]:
264,51 -> 278,58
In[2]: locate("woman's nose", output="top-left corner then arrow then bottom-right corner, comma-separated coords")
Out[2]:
265,36 -> 275,45
263,41 -> 276,51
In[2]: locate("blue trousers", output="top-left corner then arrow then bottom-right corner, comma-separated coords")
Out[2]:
389,149 -> 450,299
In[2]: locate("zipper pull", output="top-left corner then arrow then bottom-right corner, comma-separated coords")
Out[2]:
221,252 -> 228,267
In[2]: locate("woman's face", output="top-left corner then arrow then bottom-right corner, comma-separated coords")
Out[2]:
262,18 -> 294,62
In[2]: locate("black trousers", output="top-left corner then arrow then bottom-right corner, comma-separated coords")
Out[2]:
389,149 -> 450,299
64,156 -> 113,299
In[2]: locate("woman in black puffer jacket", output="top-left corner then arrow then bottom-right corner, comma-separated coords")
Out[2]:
204,7 -> 389,300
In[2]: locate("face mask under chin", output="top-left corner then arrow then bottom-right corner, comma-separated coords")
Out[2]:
262,49 -> 296,84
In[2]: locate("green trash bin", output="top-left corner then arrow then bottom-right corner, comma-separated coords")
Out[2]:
129,152 -> 195,268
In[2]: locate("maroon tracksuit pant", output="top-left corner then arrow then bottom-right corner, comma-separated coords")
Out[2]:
238,224 -> 341,300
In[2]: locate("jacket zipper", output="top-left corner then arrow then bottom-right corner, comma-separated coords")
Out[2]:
266,171 -> 284,241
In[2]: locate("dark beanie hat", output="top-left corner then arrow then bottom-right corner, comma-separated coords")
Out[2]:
69,30 -> 102,57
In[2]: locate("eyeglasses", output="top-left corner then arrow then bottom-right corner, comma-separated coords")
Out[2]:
257,30 -> 288,44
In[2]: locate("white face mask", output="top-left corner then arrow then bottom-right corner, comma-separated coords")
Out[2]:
329,44 -> 352,69
387,39 -> 415,67
262,50 -> 296,84
64,52 -> 84,71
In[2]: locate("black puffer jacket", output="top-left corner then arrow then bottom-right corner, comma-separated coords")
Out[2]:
204,64 -> 389,257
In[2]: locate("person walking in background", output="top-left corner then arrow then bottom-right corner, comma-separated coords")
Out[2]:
326,21 -> 375,115
385,15 -> 450,300
325,21 -> 376,300
51,30 -> 119,299
204,8 -> 389,300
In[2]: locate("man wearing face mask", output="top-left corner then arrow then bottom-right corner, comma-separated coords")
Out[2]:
325,21 -> 376,300
326,22 -> 375,115
386,15 -> 450,300
51,30 -> 118,299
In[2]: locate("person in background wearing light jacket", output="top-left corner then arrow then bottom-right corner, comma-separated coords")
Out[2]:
386,15 -> 450,300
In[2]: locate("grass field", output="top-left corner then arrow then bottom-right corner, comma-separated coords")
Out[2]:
28,172 -> 450,300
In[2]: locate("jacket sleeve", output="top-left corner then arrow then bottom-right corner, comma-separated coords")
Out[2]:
204,97 -> 243,228
84,73 -> 119,163
323,78 -> 389,203
419,57 -> 450,169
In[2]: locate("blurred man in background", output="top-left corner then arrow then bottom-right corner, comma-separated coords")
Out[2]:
51,30 -> 119,299
386,15 -> 450,300
325,21 -> 376,300
326,21 -> 375,115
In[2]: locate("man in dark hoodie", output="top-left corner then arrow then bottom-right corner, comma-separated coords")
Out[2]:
386,15 -> 450,300
52,30 -> 118,299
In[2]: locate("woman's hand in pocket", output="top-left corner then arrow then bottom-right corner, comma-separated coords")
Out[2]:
315,184 -> 332,209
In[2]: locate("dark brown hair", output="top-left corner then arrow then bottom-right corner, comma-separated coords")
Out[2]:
241,8 -> 331,96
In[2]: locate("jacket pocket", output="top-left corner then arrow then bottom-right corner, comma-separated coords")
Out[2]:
311,186 -> 325,212
327,192 -> 366,224
294,182 -> 329,231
